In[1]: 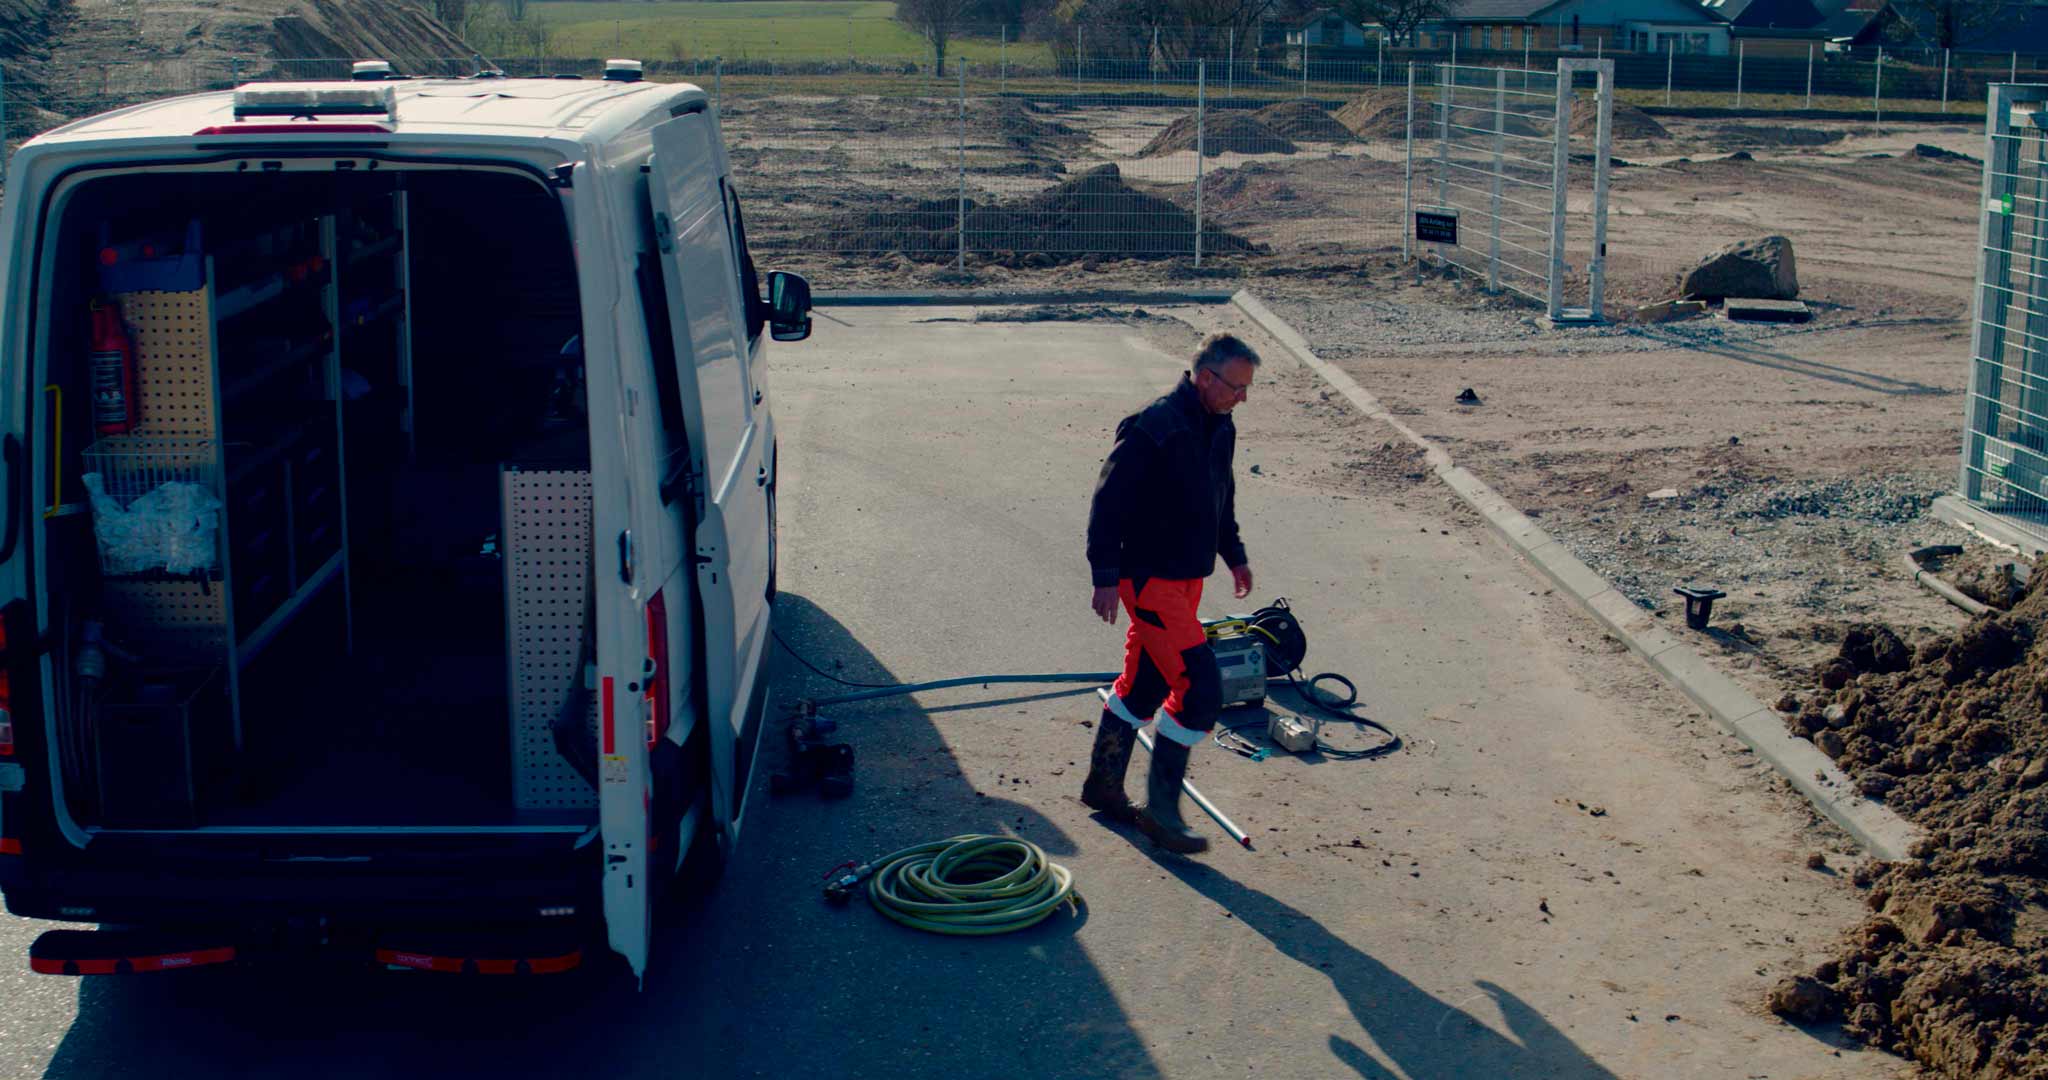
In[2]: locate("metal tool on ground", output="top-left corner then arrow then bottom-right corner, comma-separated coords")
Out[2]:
823,834 -> 1078,935
768,703 -> 853,798
1674,586 -> 1727,631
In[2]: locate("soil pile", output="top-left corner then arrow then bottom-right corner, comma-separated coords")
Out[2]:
984,98 -> 1083,150
1769,573 -> 2048,1077
1577,102 -> 1669,140
1335,91 -> 1407,138
1202,164 -> 1302,215
1712,124 -> 1845,147
1910,143 -> 1982,165
1139,112 -> 1297,157
810,164 -> 1265,264
1253,101 -> 1356,142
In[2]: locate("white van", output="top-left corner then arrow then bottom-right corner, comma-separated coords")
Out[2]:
0,61 -> 809,981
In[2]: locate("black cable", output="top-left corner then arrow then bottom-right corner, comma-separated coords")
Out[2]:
772,628 -> 898,689
1279,669 -> 1400,761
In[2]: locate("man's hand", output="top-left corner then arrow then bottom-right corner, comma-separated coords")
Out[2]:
1092,586 -> 1121,625
1230,564 -> 1254,599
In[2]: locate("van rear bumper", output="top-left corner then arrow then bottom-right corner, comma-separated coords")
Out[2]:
2,842 -> 599,925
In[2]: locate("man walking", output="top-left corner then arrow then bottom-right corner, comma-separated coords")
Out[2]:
1081,333 -> 1259,854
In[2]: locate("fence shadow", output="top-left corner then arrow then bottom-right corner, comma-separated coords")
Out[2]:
39,592 -> 1156,1080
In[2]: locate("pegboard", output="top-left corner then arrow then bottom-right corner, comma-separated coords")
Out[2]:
503,467 -> 599,810
101,578 -> 228,661
110,289 -> 217,439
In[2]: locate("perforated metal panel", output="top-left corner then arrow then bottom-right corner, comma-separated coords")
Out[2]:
101,578 -> 227,661
112,289 -> 217,438
504,467 -> 598,810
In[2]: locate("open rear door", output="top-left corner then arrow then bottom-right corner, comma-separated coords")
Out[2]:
644,114 -> 774,845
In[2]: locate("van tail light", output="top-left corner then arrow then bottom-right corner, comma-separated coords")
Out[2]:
644,591 -> 670,748
0,615 -> 13,758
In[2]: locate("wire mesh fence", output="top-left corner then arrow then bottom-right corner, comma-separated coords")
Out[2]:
1960,83 -> 2048,549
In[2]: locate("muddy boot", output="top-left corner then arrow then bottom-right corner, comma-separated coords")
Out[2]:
1080,710 -> 1139,823
1135,736 -> 1209,854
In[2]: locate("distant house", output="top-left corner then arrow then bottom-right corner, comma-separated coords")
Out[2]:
1427,0 -> 1732,53
1285,10 -> 1375,48
1699,0 -> 1836,56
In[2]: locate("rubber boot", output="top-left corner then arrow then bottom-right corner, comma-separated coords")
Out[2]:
1135,737 -> 1209,854
1080,710 -> 1139,823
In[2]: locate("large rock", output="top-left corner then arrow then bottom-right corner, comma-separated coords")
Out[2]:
1679,236 -> 1799,301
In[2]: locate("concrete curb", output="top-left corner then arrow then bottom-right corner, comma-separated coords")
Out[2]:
1231,289 -> 1923,863
819,289 -> 1237,307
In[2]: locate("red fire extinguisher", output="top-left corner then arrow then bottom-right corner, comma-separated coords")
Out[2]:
89,300 -> 138,435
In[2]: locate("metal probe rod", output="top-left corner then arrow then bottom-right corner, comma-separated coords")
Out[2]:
1099,688 -> 1253,849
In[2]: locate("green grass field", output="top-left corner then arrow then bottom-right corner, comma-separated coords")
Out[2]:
530,1 -> 1053,63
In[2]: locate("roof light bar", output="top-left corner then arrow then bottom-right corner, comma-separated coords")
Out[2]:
232,83 -> 398,122
351,60 -> 397,81
603,58 -> 645,83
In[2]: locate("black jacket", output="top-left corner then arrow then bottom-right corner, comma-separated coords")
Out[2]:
1086,375 -> 1247,588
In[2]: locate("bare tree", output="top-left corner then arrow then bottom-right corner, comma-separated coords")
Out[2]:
1329,0 -> 1450,45
1882,0 -> 2011,49
898,0 -> 975,75
431,0 -> 470,28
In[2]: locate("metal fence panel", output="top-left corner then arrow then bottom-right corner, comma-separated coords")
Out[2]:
1960,82 -> 2048,547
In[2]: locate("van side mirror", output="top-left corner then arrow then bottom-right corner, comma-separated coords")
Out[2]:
767,271 -> 812,342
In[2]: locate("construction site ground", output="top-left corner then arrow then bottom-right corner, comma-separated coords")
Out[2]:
0,305 -> 1909,1079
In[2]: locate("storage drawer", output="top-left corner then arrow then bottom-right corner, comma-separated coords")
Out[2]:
232,545 -> 289,633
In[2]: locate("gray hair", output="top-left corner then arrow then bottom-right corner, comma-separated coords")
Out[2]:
1192,333 -> 1260,373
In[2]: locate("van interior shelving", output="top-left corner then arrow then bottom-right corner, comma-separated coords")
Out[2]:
41,166 -> 600,835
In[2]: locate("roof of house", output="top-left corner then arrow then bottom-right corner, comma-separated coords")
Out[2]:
1702,0 -> 1830,29
1443,0 -> 1563,19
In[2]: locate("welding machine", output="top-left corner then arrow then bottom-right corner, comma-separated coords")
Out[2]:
1203,618 -> 1268,707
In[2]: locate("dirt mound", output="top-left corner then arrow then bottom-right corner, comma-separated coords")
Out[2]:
810,164 -> 1265,264
1910,143 -> 1982,165
1140,112 -> 1297,157
1576,102 -> 1669,141
1768,573 -> 2048,1076
1335,94 -> 1410,140
982,98 -> 1082,149
1252,101 -> 1355,142
1202,163 -> 1302,214
1712,124 -> 1845,148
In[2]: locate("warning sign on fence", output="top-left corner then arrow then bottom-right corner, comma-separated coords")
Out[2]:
1415,209 -> 1459,245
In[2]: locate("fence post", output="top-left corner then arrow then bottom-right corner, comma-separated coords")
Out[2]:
715,59 -> 722,115
1377,34 -> 1384,88
2016,51 -> 2021,83
1665,40 -> 1673,106
1590,61 -> 1612,321
1152,26 -> 1160,95
1437,62 -> 1450,210
1228,28 -> 1235,95
1736,40 -> 1744,110
1403,62 -> 1415,261
1001,26 -> 1007,95
1874,46 -> 1882,126
1547,59 -> 1570,321
1490,67 -> 1505,293
1196,59 -> 1206,268
1805,43 -> 1813,109
957,63 -> 966,271
850,18 -> 855,70
1077,27 -> 1083,89
1,65 -> 7,154
231,56 -> 242,88
1302,38 -> 1309,99
1942,48 -> 1950,112
1451,35 -> 1457,72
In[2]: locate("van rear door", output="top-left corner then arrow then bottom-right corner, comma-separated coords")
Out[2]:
644,114 -> 773,839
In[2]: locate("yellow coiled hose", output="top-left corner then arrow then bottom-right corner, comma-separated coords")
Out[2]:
854,835 -> 1079,935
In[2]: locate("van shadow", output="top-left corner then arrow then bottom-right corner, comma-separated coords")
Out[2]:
40,592 -> 1157,1080
1144,853 -> 1619,1080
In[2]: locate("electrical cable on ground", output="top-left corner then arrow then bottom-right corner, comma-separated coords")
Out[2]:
823,834 -> 1079,935
772,627 -> 898,688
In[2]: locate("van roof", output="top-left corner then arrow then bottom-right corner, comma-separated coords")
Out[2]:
31,77 -> 710,147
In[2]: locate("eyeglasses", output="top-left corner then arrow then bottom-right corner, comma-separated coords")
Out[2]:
1206,369 -> 1251,396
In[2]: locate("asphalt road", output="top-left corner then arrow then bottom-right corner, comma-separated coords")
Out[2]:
0,304 -> 1903,1079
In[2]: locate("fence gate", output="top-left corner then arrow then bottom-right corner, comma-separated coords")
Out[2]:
1405,58 -> 1612,325
1961,83 -> 2048,543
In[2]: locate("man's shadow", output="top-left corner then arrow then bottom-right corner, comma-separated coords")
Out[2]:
1144,852 -> 1619,1080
